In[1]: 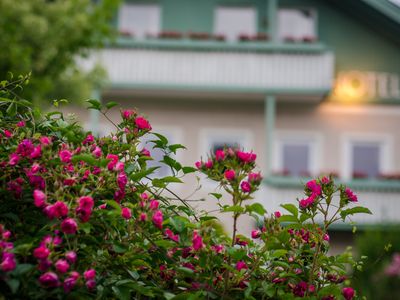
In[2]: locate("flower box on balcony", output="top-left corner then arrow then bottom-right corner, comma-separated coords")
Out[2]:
238,33 -> 269,42
119,30 -> 133,38
158,31 -> 183,39
187,32 -> 210,41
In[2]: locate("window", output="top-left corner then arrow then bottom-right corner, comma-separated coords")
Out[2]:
351,142 -> 381,179
342,134 -> 392,180
118,4 -> 161,38
274,132 -> 321,177
278,8 -> 316,41
282,142 -> 310,177
214,6 -> 257,42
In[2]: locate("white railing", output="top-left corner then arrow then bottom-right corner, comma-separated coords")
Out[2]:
80,43 -> 334,92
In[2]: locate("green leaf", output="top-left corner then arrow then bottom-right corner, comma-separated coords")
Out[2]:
169,216 -> 186,233
12,264 -> 34,276
280,204 -> 298,218
272,249 -> 288,258
86,99 -> 102,110
209,193 -> 222,200
299,212 -> 312,223
182,166 -> 197,174
113,243 -> 128,254
169,143 -> 186,154
151,133 -> 168,147
177,267 -> 195,275
246,203 -> 266,215
277,215 -> 298,223
112,285 -> 131,300
126,270 -> 140,280
340,206 -> 372,220
6,102 -> 17,116
200,216 -> 218,222
130,166 -> 159,181
152,176 -> 182,188
105,101 -> 118,109
6,279 -> 19,294
71,154 -> 97,166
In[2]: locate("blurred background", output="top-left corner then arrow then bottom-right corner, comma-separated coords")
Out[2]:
1,0 -> 400,298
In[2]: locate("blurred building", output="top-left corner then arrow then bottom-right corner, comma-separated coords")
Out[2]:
79,0 -> 400,242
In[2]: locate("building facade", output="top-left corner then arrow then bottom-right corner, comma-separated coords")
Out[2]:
78,0 -> 400,239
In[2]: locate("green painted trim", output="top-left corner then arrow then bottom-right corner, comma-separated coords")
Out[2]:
107,82 -> 331,96
265,95 -> 276,176
267,0 -> 278,43
111,37 -> 331,53
361,0 -> 400,25
264,175 -> 400,192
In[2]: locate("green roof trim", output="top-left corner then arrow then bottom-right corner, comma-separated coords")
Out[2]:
264,175 -> 400,192
361,0 -> 400,25
110,37 -> 331,54
106,82 -> 330,97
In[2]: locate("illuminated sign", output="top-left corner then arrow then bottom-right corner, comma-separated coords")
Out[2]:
333,71 -> 400,101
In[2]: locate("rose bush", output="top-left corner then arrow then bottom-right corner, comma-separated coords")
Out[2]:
0,76 -> 372,299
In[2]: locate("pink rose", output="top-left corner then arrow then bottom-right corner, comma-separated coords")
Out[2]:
84,269 -> 96,280
83,134 -> 94,145
55,259 -> 70,273
251,230 -> 261,239
205,159 -> 213,169
224,169 -> 235,181
39,272 -> 59,288
65,251 -> 77,264
1,255 -> 16,272
135,116 -> 152,130
39,136 -> 51,145
237,151 -> 256,163
86,279 -> 96,290
122,109 -> 135,119
78,196 -> 94,210
59,150 -> 72,163
33,246 -> 50,259
63,277 -> 77,293
61,218 -> 78,234
117,172 -> 128,189
192,231 -> 204,251
345,188 -> 358,202
17,121 -> 26,127
92,146 -> 102,158
33,190 -> 46,207
248,172 -> 262,183
240,181 -> 251,193
9,153 -> 20,166
195,161 -> 202,169
306,180 -> 322,196
149,200 -> 159,210
121,207 -> 132,219
141,148 -> 151,157
274,211 -> 281,218
53,201 -> 68,218
342,287 -> 355,300
236,261 -> 248,271
30,145 -> 42,159
139,213 -> 147,222
152,210 -> 163,229
215,149 -> 225,161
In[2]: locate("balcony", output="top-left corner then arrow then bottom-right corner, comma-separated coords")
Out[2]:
80,38 -> 334,96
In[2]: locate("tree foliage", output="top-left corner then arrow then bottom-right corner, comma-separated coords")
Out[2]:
0,0 -> 119,104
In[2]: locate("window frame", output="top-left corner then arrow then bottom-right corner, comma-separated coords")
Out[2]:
277,7 -> 318,42
117,3 -> 162,39
213,5 -> 258,42
341,133 -> 393,180
273,130 -> 322,177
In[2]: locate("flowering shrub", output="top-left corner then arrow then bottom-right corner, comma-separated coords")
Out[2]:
0,76 -> 372,299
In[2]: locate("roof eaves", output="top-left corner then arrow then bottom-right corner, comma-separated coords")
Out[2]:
361,0 -> 400,24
